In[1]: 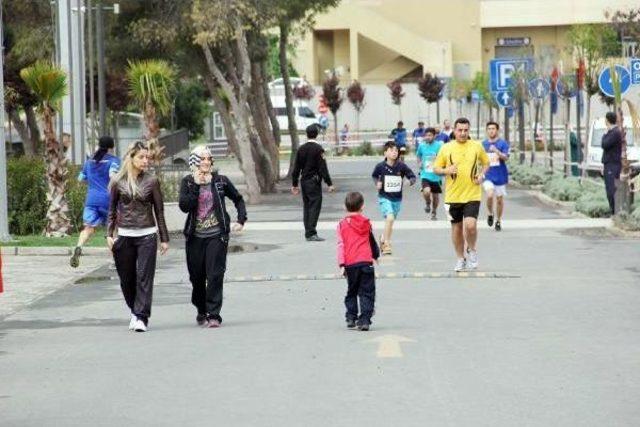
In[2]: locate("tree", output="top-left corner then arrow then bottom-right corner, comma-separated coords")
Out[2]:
418,73 -> 444,124
567,23 -> 619,173
2,0 -> 53,156
161,79 -> 211,140
126,59 -> 176,141
271,0 -> 340,174
387,79 -> 405,120
346,80 -> 365,140
20,61 -> 71,237
323,72 -> 343,145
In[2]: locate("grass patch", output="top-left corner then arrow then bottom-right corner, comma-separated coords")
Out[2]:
0,229 -> 107,247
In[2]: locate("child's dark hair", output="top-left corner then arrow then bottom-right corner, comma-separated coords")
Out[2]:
425,127 -> 436,135
345,191 -> 364,212
383,141 -> 397,151
486,120 -> 500,129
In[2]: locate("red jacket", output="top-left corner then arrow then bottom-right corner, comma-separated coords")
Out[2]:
337,213 -> 380,267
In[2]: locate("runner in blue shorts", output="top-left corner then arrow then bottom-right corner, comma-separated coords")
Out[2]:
70,136 -> 120,267
371,141 -> 416,255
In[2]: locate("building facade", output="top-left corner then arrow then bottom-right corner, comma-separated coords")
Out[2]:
295,0 -> 637,84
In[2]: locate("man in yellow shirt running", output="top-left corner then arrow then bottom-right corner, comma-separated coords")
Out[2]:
433,118 -> 490,272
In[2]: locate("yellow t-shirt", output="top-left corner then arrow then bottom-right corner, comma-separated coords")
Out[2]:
434,140 -> 490,203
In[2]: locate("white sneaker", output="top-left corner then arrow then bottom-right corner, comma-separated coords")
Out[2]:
134,319 -> 147,332
128,314 -> 137,331
454,258 -> 467,272
466,249 -> 478,270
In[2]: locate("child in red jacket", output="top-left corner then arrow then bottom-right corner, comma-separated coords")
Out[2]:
337,192 -> 380,331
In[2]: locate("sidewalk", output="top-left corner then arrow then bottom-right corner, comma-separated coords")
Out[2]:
0,254 -> 109,319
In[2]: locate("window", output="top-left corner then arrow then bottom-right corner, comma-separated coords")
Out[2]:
298,107 -> 316,118
591,127 -> 634,147
213,112 -> 225,140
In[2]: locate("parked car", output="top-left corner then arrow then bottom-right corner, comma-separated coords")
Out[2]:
585,116 -> 639,176
271,99 -> 320,131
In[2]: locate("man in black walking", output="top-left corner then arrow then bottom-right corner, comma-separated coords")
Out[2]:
601,112 -> 623,215
291,124 -> 335,241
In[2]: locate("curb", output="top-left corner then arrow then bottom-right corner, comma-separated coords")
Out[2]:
0,246 -> 111,257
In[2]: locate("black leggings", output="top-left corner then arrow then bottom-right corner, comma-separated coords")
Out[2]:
186,235 -> 228,321
112,234 -> 158,323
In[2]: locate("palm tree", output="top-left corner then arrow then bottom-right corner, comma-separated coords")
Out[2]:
126,59 -> 175,141
20,61 -> 71,237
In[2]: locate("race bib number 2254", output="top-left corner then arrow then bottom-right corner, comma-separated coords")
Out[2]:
384,175 -> 402,193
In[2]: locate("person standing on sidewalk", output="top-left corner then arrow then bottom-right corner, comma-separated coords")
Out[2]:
291,124 -> 335,241
70,136 -> 120,268
337,192 -> 380,331
107,141 -> 169,332
179,146 -> 247,328
416,127 -> 443,220
601,112 -> 622,215
433,118 -> 490,272
482,122 -> 510,231
372,141 -> 416,255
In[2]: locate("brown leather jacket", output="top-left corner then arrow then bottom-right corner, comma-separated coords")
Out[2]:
107,172 -> 169,242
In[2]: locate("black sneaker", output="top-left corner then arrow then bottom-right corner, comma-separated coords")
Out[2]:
424,204 -> 431,214
487,215 -> 494,227
357,320 -> 371,331
495,221 -> 502,231
306,235 -> 325,242
346,319 -> 356,329
196,314 -> 207,326
70,246 -> 82,268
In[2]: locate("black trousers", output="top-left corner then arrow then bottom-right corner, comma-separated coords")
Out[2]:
185,235 -> 228,321
112,234 -> 158,323
604,163 -> 621,214
344,263 -> 376,324
301,177 -> 322,238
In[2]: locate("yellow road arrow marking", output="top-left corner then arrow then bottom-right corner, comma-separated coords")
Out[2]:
367,334 -> 416,358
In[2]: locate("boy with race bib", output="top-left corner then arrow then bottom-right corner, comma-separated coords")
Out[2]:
416,127 -> 443,220
371,141 -> 416,255
482,121 -> 510,231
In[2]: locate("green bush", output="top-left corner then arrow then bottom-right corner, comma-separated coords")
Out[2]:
575,191 -> 611,218
7,157 -> 87,236
509,163 -> 551,186
159,172 -> 181,203
7,157 -> 48,235
349,141 -> 375,156
542,177 -> 584,201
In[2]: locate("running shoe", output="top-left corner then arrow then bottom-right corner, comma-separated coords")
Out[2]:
424,204 -> 431,214
196,314 -> 207,326
454,258 -> 466,272
430,212 -> 437,221
128,314 -> 137,331
466,249 -> 478,270
357,321 -> 370,331
487,215 -> 494,227
134,319 -> 147,332
495,221 -> 502,231
346,319 -> 356,329
207,319 -> 221,328
306,235 -> 325,242
381,242 -> 392,255
70,246 -> 82,268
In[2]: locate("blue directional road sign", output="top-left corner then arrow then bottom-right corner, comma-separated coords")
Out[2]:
528,78 -> 550,99
489,58 -> 534,92
598,65 -> 631,98
556,76 -> 577,98
494,90 -> 514,108
630,59 -> 640,85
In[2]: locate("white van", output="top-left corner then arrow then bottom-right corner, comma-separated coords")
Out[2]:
585,116 -> 639,176
271,97 -> 320,131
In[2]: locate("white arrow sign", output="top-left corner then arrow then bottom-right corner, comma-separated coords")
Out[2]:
367,335 -> 416,358
501,92 -> 510,104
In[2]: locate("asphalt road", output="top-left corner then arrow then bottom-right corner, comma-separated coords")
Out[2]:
1,158 -> 638,426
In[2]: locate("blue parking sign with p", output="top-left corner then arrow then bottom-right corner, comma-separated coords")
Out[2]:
631,59 -> 640,85
490,58 -> 534,92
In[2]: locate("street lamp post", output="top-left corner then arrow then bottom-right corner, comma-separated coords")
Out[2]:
0,0 -> 11,241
